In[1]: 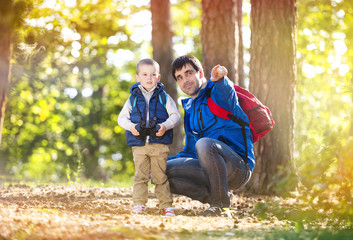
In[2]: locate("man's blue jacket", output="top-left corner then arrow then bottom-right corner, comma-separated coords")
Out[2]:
171,77 -> 255,170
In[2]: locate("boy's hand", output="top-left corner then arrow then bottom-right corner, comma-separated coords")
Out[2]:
130,124 -> 140,136
210,65 -> 228,82
156,124 -> 166,137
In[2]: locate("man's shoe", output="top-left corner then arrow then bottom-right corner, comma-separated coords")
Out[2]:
199,206 -> 231,217
162,207 -> 176,216
131,204 -> 146,214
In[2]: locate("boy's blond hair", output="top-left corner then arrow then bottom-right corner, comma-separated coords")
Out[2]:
136,59 -> 160,74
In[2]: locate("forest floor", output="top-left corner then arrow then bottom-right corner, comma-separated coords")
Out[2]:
0,184 -> 352,240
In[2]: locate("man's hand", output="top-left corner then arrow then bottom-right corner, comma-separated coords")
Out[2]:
210,65 -> 228,82
156,124 -> 166,137
130,124 -> 140,136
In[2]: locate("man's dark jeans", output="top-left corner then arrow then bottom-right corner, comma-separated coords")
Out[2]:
166,138 -> 252,208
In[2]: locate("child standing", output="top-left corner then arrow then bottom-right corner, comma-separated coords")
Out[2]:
118,59 -> 181,216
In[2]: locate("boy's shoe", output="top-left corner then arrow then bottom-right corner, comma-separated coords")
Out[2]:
162,207 -> 175,216
198,206 -> 231,217
131,204 -> 146,214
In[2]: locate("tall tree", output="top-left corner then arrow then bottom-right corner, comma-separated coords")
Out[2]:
0,0 -> 15,144
248,0 -> 297,194
236,0 -> 245,88
151,0 -> 183,155
201,0 -> 240,83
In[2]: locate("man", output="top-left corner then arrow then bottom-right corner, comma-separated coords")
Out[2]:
166,55 -> 254,217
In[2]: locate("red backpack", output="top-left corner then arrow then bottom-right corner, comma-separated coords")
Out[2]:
206,85 -> 274,143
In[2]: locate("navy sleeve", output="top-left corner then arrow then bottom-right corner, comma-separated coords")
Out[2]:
211,76 -> 239,114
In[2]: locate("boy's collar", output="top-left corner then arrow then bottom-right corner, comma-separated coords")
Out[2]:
138,84 -> 157,93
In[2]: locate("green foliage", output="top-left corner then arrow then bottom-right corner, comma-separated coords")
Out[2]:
1,0 -> 353,229
1,0 -> 146,181
253,201 -> 269,220
171,0 -> 201,58
1,0 -> 204,183
66,149 -> 83,184
268,164 -> 299,197
239,0 -> 353,225
295,0 -> 353,223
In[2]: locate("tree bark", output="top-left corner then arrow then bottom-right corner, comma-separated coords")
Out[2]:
247,0 -> 297,194
201,0 -> 239,84
0,0 -> 14,144
236,0 -> 245,88
151,0 -> 183,155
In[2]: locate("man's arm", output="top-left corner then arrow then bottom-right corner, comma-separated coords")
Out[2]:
210,65 -> 228,82
209,65 -> 241,115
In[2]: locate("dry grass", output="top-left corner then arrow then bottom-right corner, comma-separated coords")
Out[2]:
0,184 -> 309,240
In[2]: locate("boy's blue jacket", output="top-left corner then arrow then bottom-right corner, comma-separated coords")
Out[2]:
170,77 -> 255,170
126,82 -> 173,146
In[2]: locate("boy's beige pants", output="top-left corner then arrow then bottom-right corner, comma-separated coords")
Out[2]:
132,143 -> 172,210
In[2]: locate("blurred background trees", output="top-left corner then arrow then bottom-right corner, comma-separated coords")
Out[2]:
151,0 -> 182,156
0,1 -> 352,222
201,0 -> 240,83
0,0 -> 203,182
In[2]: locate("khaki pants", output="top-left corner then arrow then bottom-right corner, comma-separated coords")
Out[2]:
132,143 -> 172,209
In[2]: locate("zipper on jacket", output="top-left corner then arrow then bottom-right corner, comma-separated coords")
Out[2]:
199,103 -> 218,132
196,109 -> 202,131
198,109 -> 205,129
192,101 -> 198,133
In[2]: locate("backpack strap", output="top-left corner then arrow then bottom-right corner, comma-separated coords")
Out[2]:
206,87 -> 249,127
206,86 -> 249,163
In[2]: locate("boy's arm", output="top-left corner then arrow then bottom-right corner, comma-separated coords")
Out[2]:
160,94 -> 181,131
117,99 -> 135,131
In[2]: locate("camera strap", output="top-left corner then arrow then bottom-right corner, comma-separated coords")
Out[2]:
151,86 -> 159,124
135,87 -> 160,126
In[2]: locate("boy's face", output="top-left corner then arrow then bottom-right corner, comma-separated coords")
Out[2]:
135,64 -> 160,91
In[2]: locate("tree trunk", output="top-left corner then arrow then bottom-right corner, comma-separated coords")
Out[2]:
201,0 -> 239,84
151,0 -> 183,156
0,0 -> 14,144
247,0 -> 297,194
236,0 -> 245,88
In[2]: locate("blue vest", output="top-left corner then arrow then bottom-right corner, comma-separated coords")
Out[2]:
126,82 -> 173,146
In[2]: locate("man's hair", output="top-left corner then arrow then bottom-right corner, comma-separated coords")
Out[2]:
171,55 -> 203,80
136,58 -> 160,74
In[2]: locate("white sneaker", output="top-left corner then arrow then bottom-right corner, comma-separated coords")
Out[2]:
131,204 -> 146,214
162,207 -> 175,216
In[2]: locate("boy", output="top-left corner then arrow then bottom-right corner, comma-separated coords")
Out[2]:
118,59 -> 181,216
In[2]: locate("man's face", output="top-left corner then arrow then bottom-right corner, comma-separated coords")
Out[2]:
174,63 -> 204,98
135,64 -> 160,91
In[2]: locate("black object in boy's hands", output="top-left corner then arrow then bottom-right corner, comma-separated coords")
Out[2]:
135,121 -> 162,140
